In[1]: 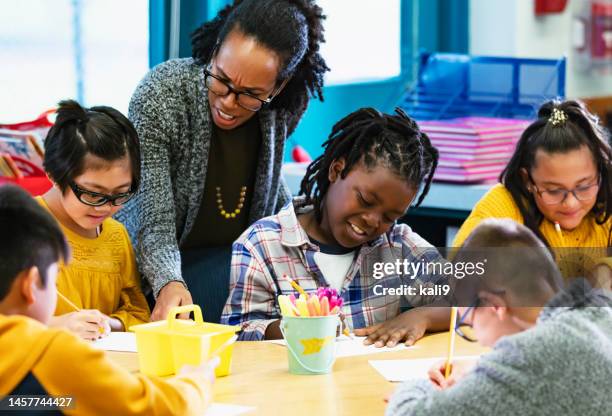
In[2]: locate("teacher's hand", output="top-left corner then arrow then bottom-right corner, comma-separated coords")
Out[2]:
151,281 -> 193,321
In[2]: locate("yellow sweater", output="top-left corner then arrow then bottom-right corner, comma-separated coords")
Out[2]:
453,184 -> 611,277
453,184 -> 611,247
0,314 -> 211,415
37,197 -> 150,330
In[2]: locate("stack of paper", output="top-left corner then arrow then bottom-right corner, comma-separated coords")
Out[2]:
418,117 -> 531,183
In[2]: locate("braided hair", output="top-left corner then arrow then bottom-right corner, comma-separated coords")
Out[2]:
501,99 -> 612,247
300,107 -> 439,223
191,0 -> 328,115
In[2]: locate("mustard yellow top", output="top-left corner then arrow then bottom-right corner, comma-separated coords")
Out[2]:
36,197 -> 150,330
0,314 -> 211,415
453,184 -> 611,279
453,184 -> 611,248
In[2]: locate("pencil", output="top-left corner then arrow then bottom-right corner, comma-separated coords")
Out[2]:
282,274 -> 308,298
445,307 -> 458,379
57,290 -> 80,312
57,291 -> 105,334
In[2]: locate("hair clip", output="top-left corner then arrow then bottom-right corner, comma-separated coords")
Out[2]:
548,108 -> 567,126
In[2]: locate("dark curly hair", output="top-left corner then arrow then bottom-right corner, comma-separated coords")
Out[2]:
300,107 -> 439,223
500,99 -> 612,247
191,0 -> 328,115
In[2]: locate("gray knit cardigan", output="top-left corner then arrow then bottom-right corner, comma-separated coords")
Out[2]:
386,280 -> 612,416
116,58 -> 304,296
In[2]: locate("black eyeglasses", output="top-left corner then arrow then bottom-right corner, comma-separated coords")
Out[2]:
528,174 -> 601,205
69,182 -> 134,207
455,301 -> 479,343
204,67 -> 279,112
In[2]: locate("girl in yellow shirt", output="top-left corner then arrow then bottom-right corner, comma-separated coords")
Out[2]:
40,99 -> 150,340
454,100 -> 611,279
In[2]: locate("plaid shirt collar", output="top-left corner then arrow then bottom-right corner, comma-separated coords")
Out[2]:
277,197 -> 390,252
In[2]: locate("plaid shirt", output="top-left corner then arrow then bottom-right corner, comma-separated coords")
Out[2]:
221,198 -> 446,340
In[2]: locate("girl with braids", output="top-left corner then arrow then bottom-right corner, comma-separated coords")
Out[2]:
116,0 -> 329,322
38,100 -> 150,340
222,108 -> 451,344
453,100 -> 611,282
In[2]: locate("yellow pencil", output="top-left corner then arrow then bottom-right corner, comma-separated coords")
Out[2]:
282,274 -> 308,298
57,291 -> 105,334
57,290 -> 80,312
445,307 -> 458,379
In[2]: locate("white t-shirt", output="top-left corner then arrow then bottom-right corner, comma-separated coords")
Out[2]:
313,251 -> 356,291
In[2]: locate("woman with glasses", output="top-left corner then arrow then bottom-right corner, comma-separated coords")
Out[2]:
116,0 -> 328,322
38,99 -> 150,340
453,100 -> 611,279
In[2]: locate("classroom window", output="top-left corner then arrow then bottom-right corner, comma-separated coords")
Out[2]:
0,0 -> 148,122
317,0 -> 401,85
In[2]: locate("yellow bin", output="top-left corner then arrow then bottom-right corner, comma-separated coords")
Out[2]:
131,305 -> 239,377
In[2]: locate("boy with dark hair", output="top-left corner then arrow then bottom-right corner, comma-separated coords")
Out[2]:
387,218 -> 612,416
0,184 -> 216,415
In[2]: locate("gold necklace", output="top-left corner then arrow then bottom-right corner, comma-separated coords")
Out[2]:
216,186 -> 246,219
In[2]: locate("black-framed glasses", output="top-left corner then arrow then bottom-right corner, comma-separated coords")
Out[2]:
455,301 -> 479,343
204,67 -> 279,112
69,182 -> 134,207
528,174 -> 601,205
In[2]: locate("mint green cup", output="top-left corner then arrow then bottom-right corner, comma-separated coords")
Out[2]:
280,315 -> 340,375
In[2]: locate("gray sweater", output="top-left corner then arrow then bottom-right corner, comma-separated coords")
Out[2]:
116,58 -> 303,296
386,280 -> 612,416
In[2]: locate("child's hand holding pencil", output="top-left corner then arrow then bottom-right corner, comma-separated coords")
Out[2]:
50,310 -> 111,340
52,291 -> 112,339
427,359 -> 477,390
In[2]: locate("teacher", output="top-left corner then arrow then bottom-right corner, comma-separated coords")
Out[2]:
117,0 -> 328,322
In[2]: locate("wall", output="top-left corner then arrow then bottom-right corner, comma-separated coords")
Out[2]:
288,0 -> 469,161
470,0 -> 612,98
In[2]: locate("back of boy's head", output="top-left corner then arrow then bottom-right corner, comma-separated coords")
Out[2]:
501,99 -> 612,246
453,219 -> 563,307
43,99 -> 141,193
0,185 -> 69,300
299,107 -> 439,222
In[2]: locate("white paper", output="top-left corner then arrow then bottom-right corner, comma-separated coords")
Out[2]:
90,332 -> 138,352
266,335 -> 418,358
204,403 -> 255,416
369,355 -> 480,382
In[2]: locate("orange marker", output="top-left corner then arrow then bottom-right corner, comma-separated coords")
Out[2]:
320,297 -> 330,316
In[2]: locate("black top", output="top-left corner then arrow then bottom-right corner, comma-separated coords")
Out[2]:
182,115 -> 262,249
308,235 -> 355,255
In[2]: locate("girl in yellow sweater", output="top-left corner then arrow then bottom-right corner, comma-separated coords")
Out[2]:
40,100 -> 150,340
454,100 -> 611,280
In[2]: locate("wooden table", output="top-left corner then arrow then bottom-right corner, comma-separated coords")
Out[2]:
108,332 -> 488,415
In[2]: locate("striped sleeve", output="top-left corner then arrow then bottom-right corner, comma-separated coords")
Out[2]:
220,236 -> 280,341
